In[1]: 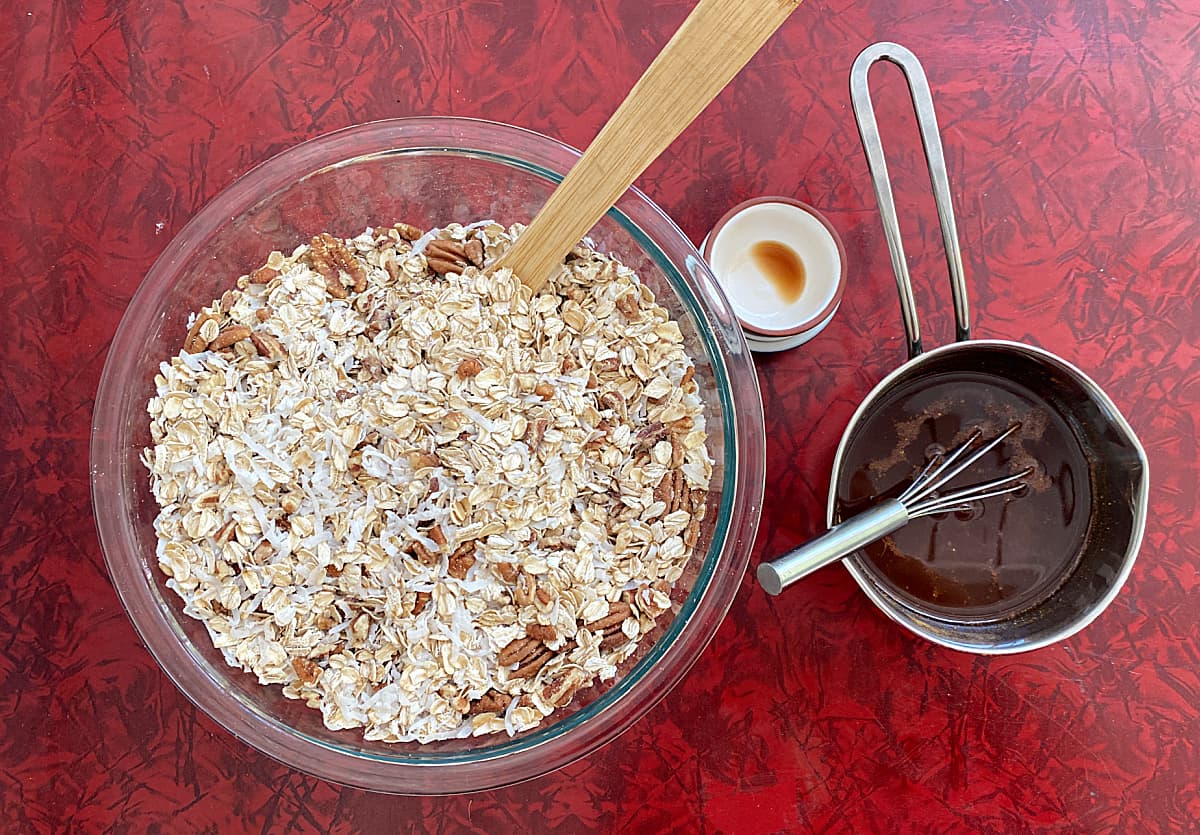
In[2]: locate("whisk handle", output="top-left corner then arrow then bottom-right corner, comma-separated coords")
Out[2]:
757,500 -> 910,595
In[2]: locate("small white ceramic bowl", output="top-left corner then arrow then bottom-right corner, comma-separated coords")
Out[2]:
702,198 -> 846,351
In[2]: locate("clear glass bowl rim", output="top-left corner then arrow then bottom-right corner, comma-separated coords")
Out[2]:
91,117 -> 765,794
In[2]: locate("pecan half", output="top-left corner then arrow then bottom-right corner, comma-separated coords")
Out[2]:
585,601 -> 633,632
426,256 -> 465,275
510,647 -> 553,680
308,232 -> 367,296
209,325 -> 252,351
498,636 -> 542,667
468,690 -> 512,716
291,657 -> 321,685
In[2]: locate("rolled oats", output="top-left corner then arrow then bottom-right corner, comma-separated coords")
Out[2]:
144,221 -> 713,743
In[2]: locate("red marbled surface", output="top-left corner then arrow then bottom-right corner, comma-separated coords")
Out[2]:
2,0 -> 1197,831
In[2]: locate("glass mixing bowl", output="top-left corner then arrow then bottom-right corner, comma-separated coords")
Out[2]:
91,118 -> 764,794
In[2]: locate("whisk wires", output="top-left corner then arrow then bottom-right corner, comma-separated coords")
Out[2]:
898,423 -> 1033,519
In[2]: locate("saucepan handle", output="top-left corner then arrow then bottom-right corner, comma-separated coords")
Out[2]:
850,42 -> 970,359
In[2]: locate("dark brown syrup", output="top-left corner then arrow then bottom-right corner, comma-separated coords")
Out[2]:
750,240 -> 806,303
834,371 -> 1091,622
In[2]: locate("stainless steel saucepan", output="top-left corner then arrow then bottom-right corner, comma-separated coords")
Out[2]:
759,42 -> 1149,654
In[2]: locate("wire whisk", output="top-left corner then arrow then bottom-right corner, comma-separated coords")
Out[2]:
758,423 -> 1033,595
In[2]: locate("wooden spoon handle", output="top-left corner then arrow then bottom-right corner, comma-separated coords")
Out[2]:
494,0 -> 802,292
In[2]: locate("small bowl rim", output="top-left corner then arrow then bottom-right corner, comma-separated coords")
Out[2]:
701,196 -> 847,337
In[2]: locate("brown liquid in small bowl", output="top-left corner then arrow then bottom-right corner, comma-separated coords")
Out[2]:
835,371 -> 1091,622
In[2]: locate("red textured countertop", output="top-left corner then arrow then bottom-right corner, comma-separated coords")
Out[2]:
3,1 -> 1197,831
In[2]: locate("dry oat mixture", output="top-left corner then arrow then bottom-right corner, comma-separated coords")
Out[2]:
143,221 -> 712,742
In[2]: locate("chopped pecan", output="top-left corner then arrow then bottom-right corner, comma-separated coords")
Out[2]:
513,570 -> 536,607
526,623 -> 557,643
615,292 -> 639,317
535,587 -> 553,607
594,357 -> 620,374
209,325 -> 252,351
324,565 -> 342,577
251,541 -> 273,564
411,541 -> 439,566
447,541 -> 476,580
635,422 -> 669,450
249,331 -> 286,360
292,657 -> 321,684
255,307 -> 271,322
534,382 -> 555,399
395,222 -> 422,241
597,390 -> 625,416
335,389 -> 354,402
456,358 -> 483,378
600,630 -> 632,651
213,519 -> 237,545
428,524 -> 448,547
653,472 -> 673,508
671,469 -> 688,514
498,636 -> 542,667
360,357 -> 384,380
249,265 -> 278,284
681,366 -> 695,387
219,289 -> 238,312
585,601 -> 633,632
316,611 -> 337,630
541,670 -> 587,708
463,237 -> 485,267
522,418 -> 548,452
412,591 -> 431,615
495,562 -> 519,583
683,515 -> 702,549
468,690 -> 513,716
184,312 -> 217,354
411,452 -> 440,470
670,435 -> 685,469
561,355 -> 579,373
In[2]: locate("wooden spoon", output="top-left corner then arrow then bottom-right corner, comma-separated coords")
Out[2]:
493,0 -> 803,292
